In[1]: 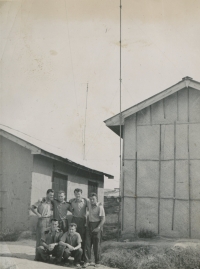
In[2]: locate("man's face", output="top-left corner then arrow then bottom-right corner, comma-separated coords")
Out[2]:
58,193 -> 65,202
90,196 -> 97,205
47,192 -> 54,201
69,226 -> 76,235
74,191 -> 82,200
51,221 -> 59,231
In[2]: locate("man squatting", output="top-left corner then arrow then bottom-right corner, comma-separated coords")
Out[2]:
31,188 -> 105,268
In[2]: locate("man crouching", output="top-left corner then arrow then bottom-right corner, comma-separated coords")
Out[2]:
56,223 -> 82,267
35,218 -> 63,263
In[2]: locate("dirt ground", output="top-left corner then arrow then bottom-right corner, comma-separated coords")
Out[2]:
0,239 -> 110,269
1,238 -> 200,269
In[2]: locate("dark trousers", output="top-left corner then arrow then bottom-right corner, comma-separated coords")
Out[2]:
85,221 -> 102,264
71,216 -> 86,261
36,245 -> 59,262
56,245 -> 83,264
35,217 -> 51,254
58,219 -> 68,233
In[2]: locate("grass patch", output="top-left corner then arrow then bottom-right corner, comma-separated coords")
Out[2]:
101,242 -> 200,269
138,229 -> 157,239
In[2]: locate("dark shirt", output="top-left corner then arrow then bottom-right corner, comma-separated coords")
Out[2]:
60,232 -> 82,247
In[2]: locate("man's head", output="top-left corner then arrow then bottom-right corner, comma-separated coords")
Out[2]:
58,190 -> 65,202
69,223 -> 77,234
74,188 -> 82,200
89,193 -> 98,205
46,189 -> 54,201
50,218 -> 59,230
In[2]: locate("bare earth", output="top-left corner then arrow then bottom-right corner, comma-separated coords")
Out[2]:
1,238 -> 200,269
0,239 -> 110,269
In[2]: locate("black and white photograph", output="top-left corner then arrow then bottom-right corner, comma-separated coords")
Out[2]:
1,1 -> 200,269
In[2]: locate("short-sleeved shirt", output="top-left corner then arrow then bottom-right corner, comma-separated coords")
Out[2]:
41,228 -> 63,245
60,232 -> 82,247
32,197 -> 53,217
69,198 -> 89,218
88,202 -> 105,222
53,200 -> 70,220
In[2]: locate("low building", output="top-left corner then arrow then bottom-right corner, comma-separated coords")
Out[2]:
0,129 -> 113,233
105,77 -> 200,239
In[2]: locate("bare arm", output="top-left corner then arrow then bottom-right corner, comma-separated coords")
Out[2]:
74,243 -> 81,250
59,241 -> 74,251
30,205 -> 42,218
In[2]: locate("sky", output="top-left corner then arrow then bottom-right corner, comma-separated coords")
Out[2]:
1,0 -> 200,189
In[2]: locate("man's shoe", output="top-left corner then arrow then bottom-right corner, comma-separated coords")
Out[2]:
90,262 -> 95,266
74,264 -> 81,268
95,264 -> 100,268
82,262 -> 91,268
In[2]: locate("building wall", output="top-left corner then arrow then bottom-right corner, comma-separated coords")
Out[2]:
0,137 -> 33,232
122,87 -> 200,238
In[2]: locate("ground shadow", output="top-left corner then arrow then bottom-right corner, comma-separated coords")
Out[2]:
0,253 -> 35,261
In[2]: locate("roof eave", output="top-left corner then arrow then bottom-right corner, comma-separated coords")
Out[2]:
104,77 -> 200,133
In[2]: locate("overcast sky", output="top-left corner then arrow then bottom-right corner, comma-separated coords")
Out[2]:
1,0 -> 200,189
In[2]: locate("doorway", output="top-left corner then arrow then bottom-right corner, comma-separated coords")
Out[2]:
52,172 -> 68,199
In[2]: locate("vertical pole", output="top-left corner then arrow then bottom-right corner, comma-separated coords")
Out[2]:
187,88 -> 191,238
158,124 -> 161,234
172,121 -> 176,230
118,0 -> 122,241
135,114 -> 138,233
83,83 -> 88,160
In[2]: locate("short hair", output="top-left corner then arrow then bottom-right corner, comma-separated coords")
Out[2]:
47,189 -> 54,194
89,192 -> 98,200
69,223 -> 77,229
74,188 -> 82,194
51,218 -> 58,223
58,190 -> 65,195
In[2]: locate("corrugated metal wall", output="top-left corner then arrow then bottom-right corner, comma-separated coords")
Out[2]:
122,87 -> 200,238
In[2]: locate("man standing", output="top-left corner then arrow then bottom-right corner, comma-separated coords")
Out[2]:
84,193 -> 105,268
30,189 -> 54,258
69,188 -> 89,262
56,223 -> 82,267
53,190 -> 70,233
36,218 -> 63,263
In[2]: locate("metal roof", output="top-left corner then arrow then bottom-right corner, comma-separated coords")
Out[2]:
104,77 -> 200,136
0,128 -> 114,179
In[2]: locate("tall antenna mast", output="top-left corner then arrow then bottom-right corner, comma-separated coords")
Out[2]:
118,0 -> 122,241
83,83 -> 89,160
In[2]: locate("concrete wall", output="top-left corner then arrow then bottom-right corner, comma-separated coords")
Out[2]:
122,87 -> 200,238
0,137 -> 33,232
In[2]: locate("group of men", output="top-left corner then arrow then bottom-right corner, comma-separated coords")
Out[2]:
30,188 -> 105,268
